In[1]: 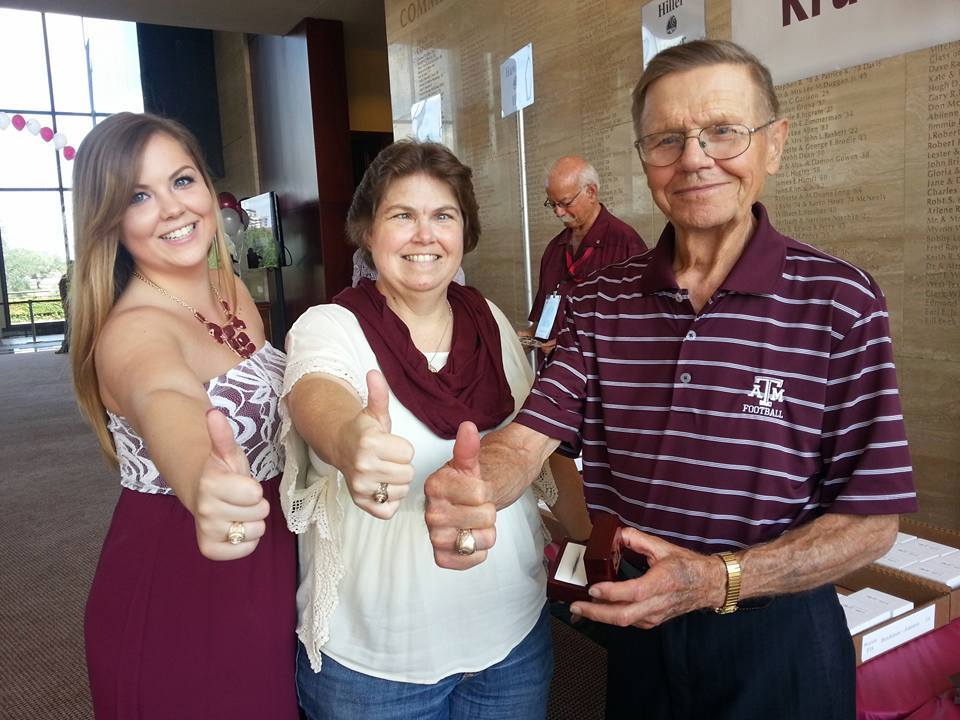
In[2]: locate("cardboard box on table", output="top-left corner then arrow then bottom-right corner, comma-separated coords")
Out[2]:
889,517 -> 960,622
836,564 -> 950,665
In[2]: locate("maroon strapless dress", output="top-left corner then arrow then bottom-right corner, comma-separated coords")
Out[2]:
85,343 -> 299,719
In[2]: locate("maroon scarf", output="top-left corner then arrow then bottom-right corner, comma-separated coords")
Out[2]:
334,279 -> 515,439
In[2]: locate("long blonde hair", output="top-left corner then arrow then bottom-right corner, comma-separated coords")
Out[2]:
70,112 -> 236,464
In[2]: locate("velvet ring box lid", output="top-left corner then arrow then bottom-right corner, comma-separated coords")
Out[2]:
547,514 -> 623,603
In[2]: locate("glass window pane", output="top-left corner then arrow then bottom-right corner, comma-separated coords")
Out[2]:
55,114 -> 95,188
0,191 -> 68,298
0,9 -> 51,111
46,13 -> 92,113
0,113 -> 59,189
84,18 -> 143,114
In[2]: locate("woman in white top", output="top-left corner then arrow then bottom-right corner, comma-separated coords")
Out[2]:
281,141 -> 571,719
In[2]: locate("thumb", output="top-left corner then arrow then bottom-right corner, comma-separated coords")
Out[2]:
206,408 -> 248,474
450,421 -> 481,476
619,527 -> 664,560
365,369 -> 392,431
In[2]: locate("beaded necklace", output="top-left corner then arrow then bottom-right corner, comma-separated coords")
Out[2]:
132,270 -> 255,360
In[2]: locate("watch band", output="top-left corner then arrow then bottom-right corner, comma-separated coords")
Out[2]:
714,551 -> 742,614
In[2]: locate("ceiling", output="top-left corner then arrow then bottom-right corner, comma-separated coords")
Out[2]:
0,0 -> 387,48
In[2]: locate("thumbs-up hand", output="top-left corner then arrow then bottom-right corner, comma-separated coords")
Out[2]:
193,408 -> 270,561
424,421 -> 497,570
338,369 -> 414,519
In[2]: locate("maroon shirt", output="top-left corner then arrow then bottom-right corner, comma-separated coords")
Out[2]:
518,203 -> 916,553
528,205 -> 646,341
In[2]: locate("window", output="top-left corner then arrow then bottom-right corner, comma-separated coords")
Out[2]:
0,9 -> 143,330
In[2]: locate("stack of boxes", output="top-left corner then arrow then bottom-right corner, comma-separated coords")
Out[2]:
836,518 -> 960,664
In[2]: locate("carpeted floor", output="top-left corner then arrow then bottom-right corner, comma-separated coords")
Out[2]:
0,351 -> 605,719
0,351 -> 114,719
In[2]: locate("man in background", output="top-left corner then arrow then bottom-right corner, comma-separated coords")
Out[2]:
521,156 -> 646,358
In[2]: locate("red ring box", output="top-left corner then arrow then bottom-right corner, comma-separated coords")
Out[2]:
547,514 -> 623,603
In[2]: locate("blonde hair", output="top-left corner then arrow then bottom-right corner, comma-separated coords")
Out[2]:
70,112 -> 236,464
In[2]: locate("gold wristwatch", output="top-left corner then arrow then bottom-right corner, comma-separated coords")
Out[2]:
714,551 -> 742,614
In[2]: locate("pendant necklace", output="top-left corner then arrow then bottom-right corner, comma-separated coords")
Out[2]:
132,270 -> 256,360
426,302 -> 453,373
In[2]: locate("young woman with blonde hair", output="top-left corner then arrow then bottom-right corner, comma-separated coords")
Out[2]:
71,112 -> 298,719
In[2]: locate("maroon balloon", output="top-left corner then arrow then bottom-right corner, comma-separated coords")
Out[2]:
63,146 -> 76,160
217,192 -> 240,211
11,114 -> 25,131
40,127 -> 54,142
239,208 -> 250,230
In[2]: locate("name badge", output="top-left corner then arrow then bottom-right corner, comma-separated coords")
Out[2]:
535,293 -> 561,340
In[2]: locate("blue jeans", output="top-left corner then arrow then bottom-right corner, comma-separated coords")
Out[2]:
297,604 -> 553,720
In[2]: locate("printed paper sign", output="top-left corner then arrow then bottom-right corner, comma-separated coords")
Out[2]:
411,93 -> 442,143
501,43 -> 534,118
642,0 -> 706,68
732,0 -> 960,85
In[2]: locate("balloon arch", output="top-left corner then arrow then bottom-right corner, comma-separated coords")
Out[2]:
0,111 -> 76,160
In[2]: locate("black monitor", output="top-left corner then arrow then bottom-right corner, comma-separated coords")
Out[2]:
240,191 -> 287,269
239,191 -> 288,346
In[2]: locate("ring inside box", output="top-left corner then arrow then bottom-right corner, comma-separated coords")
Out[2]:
547,514 -> 622,603
554,542 -> 588,587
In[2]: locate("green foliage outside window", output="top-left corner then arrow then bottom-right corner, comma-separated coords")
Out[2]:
4,246 -> 66,293
9,299 -> 64,323
243,228 -> 279,268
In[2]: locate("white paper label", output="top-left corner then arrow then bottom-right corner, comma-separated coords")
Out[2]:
500,44 -> 534,118
534,293 -> 560,340
860,604 -> 936,662
641,0 -> 706,69
411,93 -> 442,143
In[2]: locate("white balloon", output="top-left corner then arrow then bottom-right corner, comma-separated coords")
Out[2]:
0,112 -> 9,130
26,119 -> 41,135
221,207 -> 242,236
53,133 -> 68,149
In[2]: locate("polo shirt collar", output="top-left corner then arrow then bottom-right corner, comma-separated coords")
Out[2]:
575,204 -> 612,249
637,202 -> 786,295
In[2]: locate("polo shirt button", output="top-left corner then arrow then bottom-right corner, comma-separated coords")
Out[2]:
674,293 -> 683,302
679,372 -> 692,383
685,330 -> 697,340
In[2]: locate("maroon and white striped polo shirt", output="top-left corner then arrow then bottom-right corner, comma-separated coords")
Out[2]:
517,203 -> 916,553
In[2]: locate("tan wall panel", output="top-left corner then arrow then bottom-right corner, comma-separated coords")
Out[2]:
214,31 -> 259,199
346,46 -> 395,132
385,0 -> 960,529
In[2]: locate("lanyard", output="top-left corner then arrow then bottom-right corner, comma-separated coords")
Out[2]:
564,243 -> 596,283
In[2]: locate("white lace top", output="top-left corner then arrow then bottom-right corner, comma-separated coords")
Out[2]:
280,300 -> 557,682
107,342 -> 286,494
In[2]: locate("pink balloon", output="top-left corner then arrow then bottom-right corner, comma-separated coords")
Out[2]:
40,127 -> 54,142
217,192 -> 240,211
11,114 -> 25,131
63,146 -> 76,160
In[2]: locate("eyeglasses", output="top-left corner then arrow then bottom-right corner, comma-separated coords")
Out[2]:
543,188 -> 583,210
633,119 -> 777,167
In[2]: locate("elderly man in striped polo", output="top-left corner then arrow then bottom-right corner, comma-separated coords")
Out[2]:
424,39 -> 916,720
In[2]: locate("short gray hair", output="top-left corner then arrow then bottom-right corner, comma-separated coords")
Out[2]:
632,39 -> 779,137
544,157 -> 601,193
577,163 -> 600,192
